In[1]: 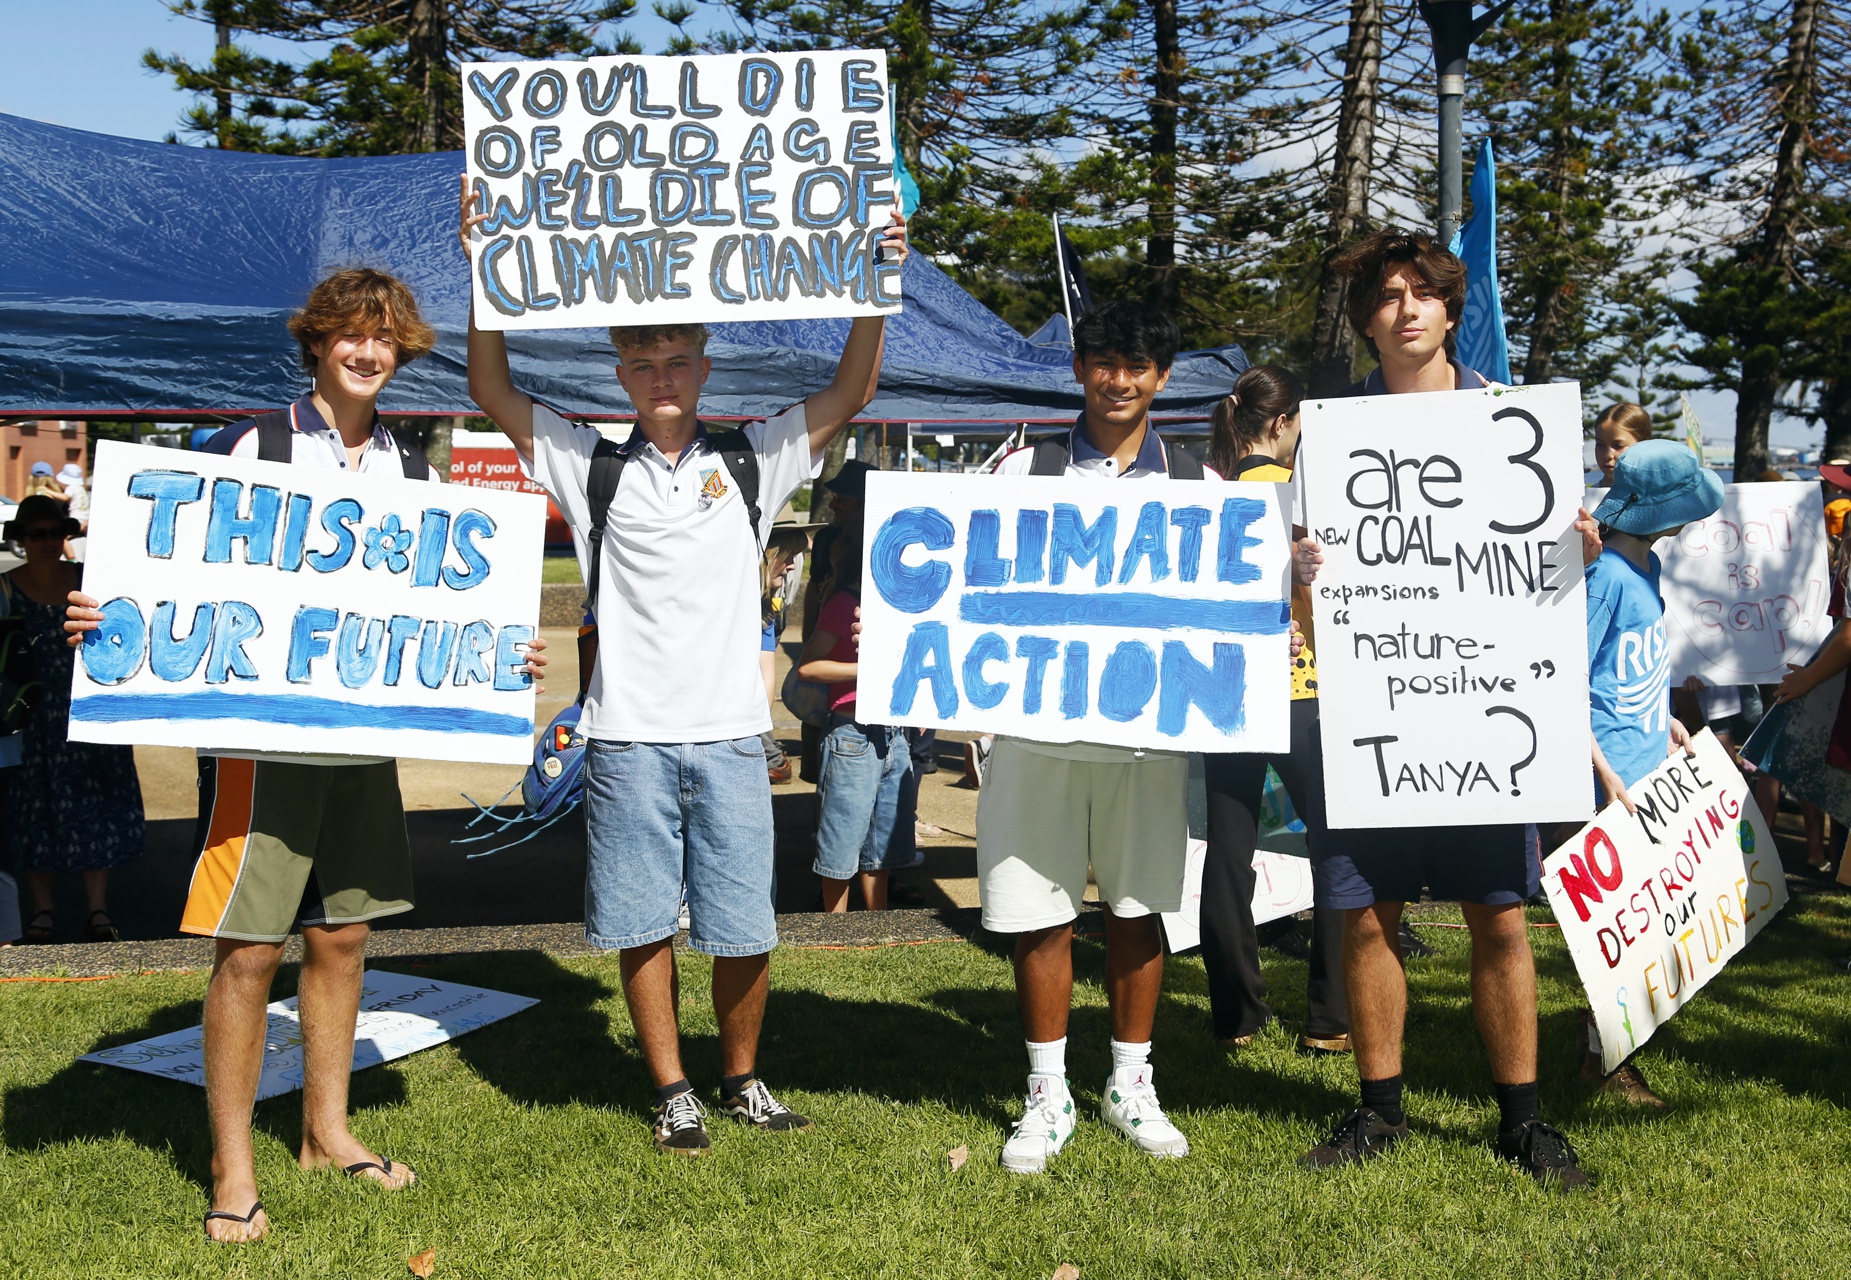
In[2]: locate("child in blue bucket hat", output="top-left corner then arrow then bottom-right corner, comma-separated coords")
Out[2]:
1579,438 -> 1725,1104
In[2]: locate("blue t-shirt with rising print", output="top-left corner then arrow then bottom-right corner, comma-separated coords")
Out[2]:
1585,548 -> 1670,791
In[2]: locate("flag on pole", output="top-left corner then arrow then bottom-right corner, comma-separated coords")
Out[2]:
890,100 -> 920,217
1447,137 -> 1511,384
1679,393 -> 1707,464
1054,216 -> 1094,322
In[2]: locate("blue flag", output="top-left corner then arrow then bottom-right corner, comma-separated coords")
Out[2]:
891,100 -> 921,217
1447,137 -> 1511,384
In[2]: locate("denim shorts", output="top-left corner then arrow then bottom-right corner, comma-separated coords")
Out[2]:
813,717 -> 919,880
583,737 -> 777,957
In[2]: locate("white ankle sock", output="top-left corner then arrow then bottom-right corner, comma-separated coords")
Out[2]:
1026,1037 -> 1067,1079
1110,1039 -> 1152,1074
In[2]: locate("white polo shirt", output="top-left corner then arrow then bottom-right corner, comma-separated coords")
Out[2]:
524,403 -> 820,744
991,421 -> 1220,763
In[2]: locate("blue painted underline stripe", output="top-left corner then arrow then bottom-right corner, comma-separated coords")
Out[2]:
957,592 -> 1291,633
70,692 -> 531,737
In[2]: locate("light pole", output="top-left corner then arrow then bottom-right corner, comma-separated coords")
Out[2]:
1418,0 -> 1514,246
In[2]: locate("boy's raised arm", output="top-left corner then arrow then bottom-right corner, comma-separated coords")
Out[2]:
459,174 -> 535,462
803,214 -> 909,451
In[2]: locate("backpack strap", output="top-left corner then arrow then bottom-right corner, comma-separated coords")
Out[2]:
1162,435 -> 1205,480
384,430 -> 432,481
1029,436 -> 1070,476
582,434 -> 629,619
254,409 -> 296,463
701,424 -> 763,551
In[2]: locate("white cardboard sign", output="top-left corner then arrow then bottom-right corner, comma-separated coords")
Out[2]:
1543,729 -> 1785,1072
1300,382 -> 1592,827
464,50 -> 902,329
79,970 -> 538,1099
69,441 -> 545,764
1161,838 -> 1317,953
856,470 -> 1293,753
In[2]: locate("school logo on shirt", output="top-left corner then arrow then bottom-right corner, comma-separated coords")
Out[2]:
698,468 -> 728,510
1613,617 -> 1670,732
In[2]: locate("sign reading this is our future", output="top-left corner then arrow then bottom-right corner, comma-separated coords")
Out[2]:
69,442 -> 545,765
1543,729 -> 1785,1073
463,50 -> 902,329
1301,382 -> 1592,828
855,471 -> 1294,754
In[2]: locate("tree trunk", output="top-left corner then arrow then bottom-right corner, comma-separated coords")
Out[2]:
895,0 -> 931,174
1821,376 -> 1851,463
407,0 -> 449,153
1733,0 -> 1820,480
811,429 -> 851,516
1307,0 -> 1382,395
214,9 -> 233,149
1520,5 -> 1575,386
1146,0 -> 1182,315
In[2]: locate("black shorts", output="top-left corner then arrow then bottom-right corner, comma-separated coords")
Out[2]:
1312,822 -> 1541,909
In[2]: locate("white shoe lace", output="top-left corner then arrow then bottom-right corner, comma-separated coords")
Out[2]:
659,1090 -> 706,1134
736,1079 -> 792,1121
1010,1086 -> 1068,1147
1111,1077 -> 1174,1130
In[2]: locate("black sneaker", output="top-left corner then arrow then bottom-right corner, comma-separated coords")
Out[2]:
719,1078 -> 813,1132
1299,1107 -> 1408,1169
1498,1120 -> 1590,1190
653,1089 -> 711,1156
1268,930 -> 1312,961
1397,922 -> 1436,958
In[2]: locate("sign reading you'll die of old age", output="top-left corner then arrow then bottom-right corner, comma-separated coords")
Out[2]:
464,50 -> 902,329
1300,382 -> 1592,829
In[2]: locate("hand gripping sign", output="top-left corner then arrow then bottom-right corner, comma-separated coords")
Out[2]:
464,49 -> 902,329
69,441 -> 546,765
1299,382 -> 1592,828
1544,729 -> 1785,1073
855,470 -> 1294,754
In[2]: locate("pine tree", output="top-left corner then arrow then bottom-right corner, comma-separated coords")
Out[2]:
145,0 -> 636,155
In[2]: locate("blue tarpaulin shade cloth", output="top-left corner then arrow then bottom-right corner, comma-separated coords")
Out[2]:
0,112 -> 1245,423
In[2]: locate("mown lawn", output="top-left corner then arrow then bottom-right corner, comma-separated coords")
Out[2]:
3,900 -> 1849,1279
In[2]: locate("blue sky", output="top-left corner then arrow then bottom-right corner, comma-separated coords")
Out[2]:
0,1 -> 1809,451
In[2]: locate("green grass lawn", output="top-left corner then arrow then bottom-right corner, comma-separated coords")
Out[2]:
4,901 -> 1850,1279
541,554 -> 582,584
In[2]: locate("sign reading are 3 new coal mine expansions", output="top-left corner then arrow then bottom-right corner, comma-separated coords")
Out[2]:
68,441 -> 545,765
1299,382 -> 1593,829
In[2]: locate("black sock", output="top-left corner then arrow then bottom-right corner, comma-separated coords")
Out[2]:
654,1077 -> 693,1106
1359,1075 -> 1405,1126
720,1071 -> 756,1099
1495,1080 -> 1541,1132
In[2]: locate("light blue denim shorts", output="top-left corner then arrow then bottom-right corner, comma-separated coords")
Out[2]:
583,736 -> 777,957
813,717 -> 920,881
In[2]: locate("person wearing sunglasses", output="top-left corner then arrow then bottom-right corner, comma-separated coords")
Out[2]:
2,494 -> 144,946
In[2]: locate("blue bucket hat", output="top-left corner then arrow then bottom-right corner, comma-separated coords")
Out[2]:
1594,439 -> 1724,535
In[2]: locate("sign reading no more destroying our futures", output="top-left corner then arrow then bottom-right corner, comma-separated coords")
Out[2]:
1300,382 -> 1592,828
1544,729 -> 1785,1073
463,50 -> 902,329
855,470 -> 1294,754
69,441 -> 546,765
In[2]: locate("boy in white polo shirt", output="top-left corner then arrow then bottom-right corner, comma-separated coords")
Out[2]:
981,300 -> 1215,1173
463,184 -> 908,1155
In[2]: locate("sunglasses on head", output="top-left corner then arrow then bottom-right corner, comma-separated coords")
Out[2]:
19,527 -> 65,542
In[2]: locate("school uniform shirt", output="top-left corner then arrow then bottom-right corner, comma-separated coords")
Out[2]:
990,420 -> 1222,763
525,403 -> 820,744
1585,548 -> 1672,790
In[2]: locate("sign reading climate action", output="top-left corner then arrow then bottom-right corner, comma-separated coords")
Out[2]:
463,50 -> 901,329
855,471 -> 1293,754
69,441 -> 545,765
1300,382 -> 1591,828
1544,729 -> 1785,1073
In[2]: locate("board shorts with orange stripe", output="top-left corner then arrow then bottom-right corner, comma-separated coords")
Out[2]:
182,759 -> 414,943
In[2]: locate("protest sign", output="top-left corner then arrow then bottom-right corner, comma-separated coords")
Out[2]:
855,470 -> 1293,753
1543,729 -> 1784,1073
80,970 -> 537,1098
1161,838 -> 1317,953
1300,382 -> 1591,828
449,429 -> 570,547
1742,667 -> 1851,828
69,441 -> 545,765
463,50 -> 902,330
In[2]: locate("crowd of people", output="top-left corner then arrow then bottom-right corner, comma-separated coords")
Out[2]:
13,190 -> 1842,1245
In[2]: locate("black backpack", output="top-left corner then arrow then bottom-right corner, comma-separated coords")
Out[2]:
1027,432 -> 1205,479
203,408 -> 432,479
0,577 -> 42,738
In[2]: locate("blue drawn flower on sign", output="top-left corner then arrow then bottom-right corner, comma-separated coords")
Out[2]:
363,514 -> 414,573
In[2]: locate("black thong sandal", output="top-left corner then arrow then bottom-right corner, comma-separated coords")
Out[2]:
343,1157 -> 414,1187
86,910 -> 120,943
202,1200 -> 265,1241
22,910 -> 52,945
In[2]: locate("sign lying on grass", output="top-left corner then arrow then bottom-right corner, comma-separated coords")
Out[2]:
1543,729 -> 1785,1074
70,441 -> 545,765
463,50 -> 902,329
855,470 -> 1293,753
1161,838 -> 1316,954
1300,382 -> 1591,828
79,970 -> 537,1099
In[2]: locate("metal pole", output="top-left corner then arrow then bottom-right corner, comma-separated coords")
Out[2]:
1418,0 -> 1514,246
1052,211 -> 1076,346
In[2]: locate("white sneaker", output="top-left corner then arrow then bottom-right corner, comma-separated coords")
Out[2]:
999,1074 -> 1076,1174
1101,1064 -> 1189,1158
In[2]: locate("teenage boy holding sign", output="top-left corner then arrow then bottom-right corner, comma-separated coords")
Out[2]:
1292,231 -> 1589,1188
463,180 -> 908,1155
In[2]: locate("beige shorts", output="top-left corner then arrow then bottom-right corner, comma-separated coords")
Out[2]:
975,739 -> 1188,933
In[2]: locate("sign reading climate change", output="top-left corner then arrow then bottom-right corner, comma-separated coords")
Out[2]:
1301,383 -> 1592,828
856,471 -> 1294,754
1544,729 -> 1785,1073
464,50 -> 902,329
69,442 -> 545,765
